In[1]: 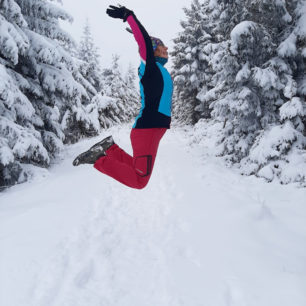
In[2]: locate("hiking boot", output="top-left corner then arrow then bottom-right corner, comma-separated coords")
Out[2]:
72,135 -> 115,166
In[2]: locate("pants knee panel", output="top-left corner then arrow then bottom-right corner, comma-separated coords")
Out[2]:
134,155 -> 152,177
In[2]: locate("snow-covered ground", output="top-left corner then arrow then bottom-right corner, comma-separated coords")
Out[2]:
1,125 -> 306,306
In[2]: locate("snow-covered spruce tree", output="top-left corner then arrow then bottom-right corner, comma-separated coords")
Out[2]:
204,11 -> 275,161
171,0 -> 213,124
0,0 -> 99,189
77,19 -> 103,94
240,0 -> 306,184
0,0 -> 49,188
88,62 -> 139,131
182,0 -> 306,184
193,1 -> 266,162
124,63 -> 140,119
98,55 -> 138,128
67,18 -> 110,140
18,0 -> 104,144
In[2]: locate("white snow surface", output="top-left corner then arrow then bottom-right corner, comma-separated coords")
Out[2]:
0,124 -> 306,306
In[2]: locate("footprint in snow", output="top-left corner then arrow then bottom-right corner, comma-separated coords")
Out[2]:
224,277 -> 248,306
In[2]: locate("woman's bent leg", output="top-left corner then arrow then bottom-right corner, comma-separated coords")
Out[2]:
104,143 -> 133,166
94,128 -> 167,189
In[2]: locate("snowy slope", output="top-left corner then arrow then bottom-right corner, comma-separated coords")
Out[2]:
0,125 -> 306,306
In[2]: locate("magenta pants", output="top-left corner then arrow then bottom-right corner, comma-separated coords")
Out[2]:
94,128 -> 167,189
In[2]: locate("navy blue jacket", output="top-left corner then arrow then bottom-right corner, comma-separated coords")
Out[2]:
127,13 -> 173,129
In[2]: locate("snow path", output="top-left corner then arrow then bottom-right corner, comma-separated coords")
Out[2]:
1,125 -> 306,306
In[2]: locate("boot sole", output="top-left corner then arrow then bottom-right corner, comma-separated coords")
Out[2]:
72,136 -> 113,166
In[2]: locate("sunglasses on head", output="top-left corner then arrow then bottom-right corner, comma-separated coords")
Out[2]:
156,39 -> 165,47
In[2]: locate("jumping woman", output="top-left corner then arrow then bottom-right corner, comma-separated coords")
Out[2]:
73,5 -> 173,189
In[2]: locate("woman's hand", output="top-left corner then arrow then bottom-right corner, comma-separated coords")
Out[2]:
106,5 -> 133,22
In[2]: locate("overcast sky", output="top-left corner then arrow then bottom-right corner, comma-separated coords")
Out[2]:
60,0 -> 191,71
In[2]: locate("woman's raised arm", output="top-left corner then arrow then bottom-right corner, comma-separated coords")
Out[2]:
106,5 -> 154,63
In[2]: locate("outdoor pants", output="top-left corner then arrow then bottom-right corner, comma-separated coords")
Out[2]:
94,128 -> 167,189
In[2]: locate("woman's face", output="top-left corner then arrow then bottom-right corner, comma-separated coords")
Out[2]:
154,45 -> 168,59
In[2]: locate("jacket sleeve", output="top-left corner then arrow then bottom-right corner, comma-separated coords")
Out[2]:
126,13 -> 155,64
